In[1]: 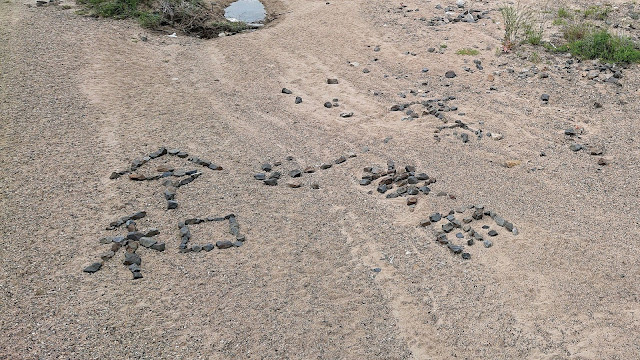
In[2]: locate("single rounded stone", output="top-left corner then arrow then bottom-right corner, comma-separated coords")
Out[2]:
216,240 -> 234,249
203,244 -> 214,252
461,252 -> 471,260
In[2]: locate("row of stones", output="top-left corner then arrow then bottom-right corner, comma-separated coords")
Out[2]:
85,211 -> 165,279
254,153 -> 357,187
360,161 -> 437,206
177,214 -> 245,253
109,147 -> 222,179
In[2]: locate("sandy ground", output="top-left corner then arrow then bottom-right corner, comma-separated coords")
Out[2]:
1,0 -> 640,358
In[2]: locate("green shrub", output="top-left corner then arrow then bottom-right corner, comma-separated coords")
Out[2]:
568,30 -> 640,63
562,22 -> 594,42
583,5 -> 611,20
557,7 -> 572,19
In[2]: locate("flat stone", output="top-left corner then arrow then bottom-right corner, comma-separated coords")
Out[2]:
456,232 -> 464,238
83,262 -> 102,273
488,230 -> 498,236
377,184 -> 388,194
360,179 -> 371,186
320,163 -> 332,169
340,112 -> 354,118
419,219 -> 431,227
504,221 -> 514,232
310,182 -> 320,189
144,228 -> 160,237
494,216 -> 505,227
123,253 -> 141,266
139,237 -> 156,248
191,245 -> 202,252
295,96 -> 302,104
167,200 -> 178,209
448,244 -> 463,254
269,171 -> 281,179
442,223 -> 454,233
303,166 -> 316,173
324,102 -> 333,108
462,224 -> 471,232
334,156 -> 347,164
208,164 -> 223,171
176,151 -> 188,158
132,271 -> 143,280
483,239 -> 493,248
264,178 -> 278,186
286,181 -> 301,188
327,78 -> 339,84
570,143 -> 583,152
129,173 -> 146,181
289,169 -> 302,178
150,242 -> 165,251
261,163 -> 272,172
467,238 -> 474,246
461,252 -> 471,260
282,88 -> 293,94
430,213 -> 442,222
407,196 -> 418,205
216,240 -> 234,249
109,172 -> 120,179
127,231 -> 144,241
203,243 -> 214,251
541,93 -> 550,101
445,70 -> 457,78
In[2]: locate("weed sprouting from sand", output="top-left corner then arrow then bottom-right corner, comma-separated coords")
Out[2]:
456,48 -> 479,56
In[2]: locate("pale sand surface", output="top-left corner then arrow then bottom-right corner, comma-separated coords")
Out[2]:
1,0 -> 639,358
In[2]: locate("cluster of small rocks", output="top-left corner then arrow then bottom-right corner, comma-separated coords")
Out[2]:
109,147 -> 223,209
434,119 -> 503,143
282,87 -> 303,104
425,3 -> 489,26
177,214 -> 245,252
563,127 -> 609,165
84,210 -> 165,279
360,161 -> 442,207
254,153 -> 356,188
582,63 -> 624,85
421,204 -> 518,260
390,96 -> 459,121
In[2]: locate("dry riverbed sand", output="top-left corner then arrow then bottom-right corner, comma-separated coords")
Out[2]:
1,0 -> 640,358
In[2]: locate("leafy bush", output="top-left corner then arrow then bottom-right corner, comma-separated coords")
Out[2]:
568,30 -> 640,63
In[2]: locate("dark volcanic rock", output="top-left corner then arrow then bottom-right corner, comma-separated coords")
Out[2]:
282,88 -> 293,94
150,242 -> 165,251
445,70 -> 457,78
216,240 -> 234,249
123,253 -> 141,266
83,262 -> 102,273
264,178 -> 278,186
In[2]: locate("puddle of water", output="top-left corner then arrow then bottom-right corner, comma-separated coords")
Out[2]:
224,0 -> 266,24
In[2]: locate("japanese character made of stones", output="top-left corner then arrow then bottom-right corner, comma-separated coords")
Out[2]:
419,205 -> 519,260
84,211 -> 165,279
109,147 -> 223,210
84,212 -> 247,279
177,214 -> 246,253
